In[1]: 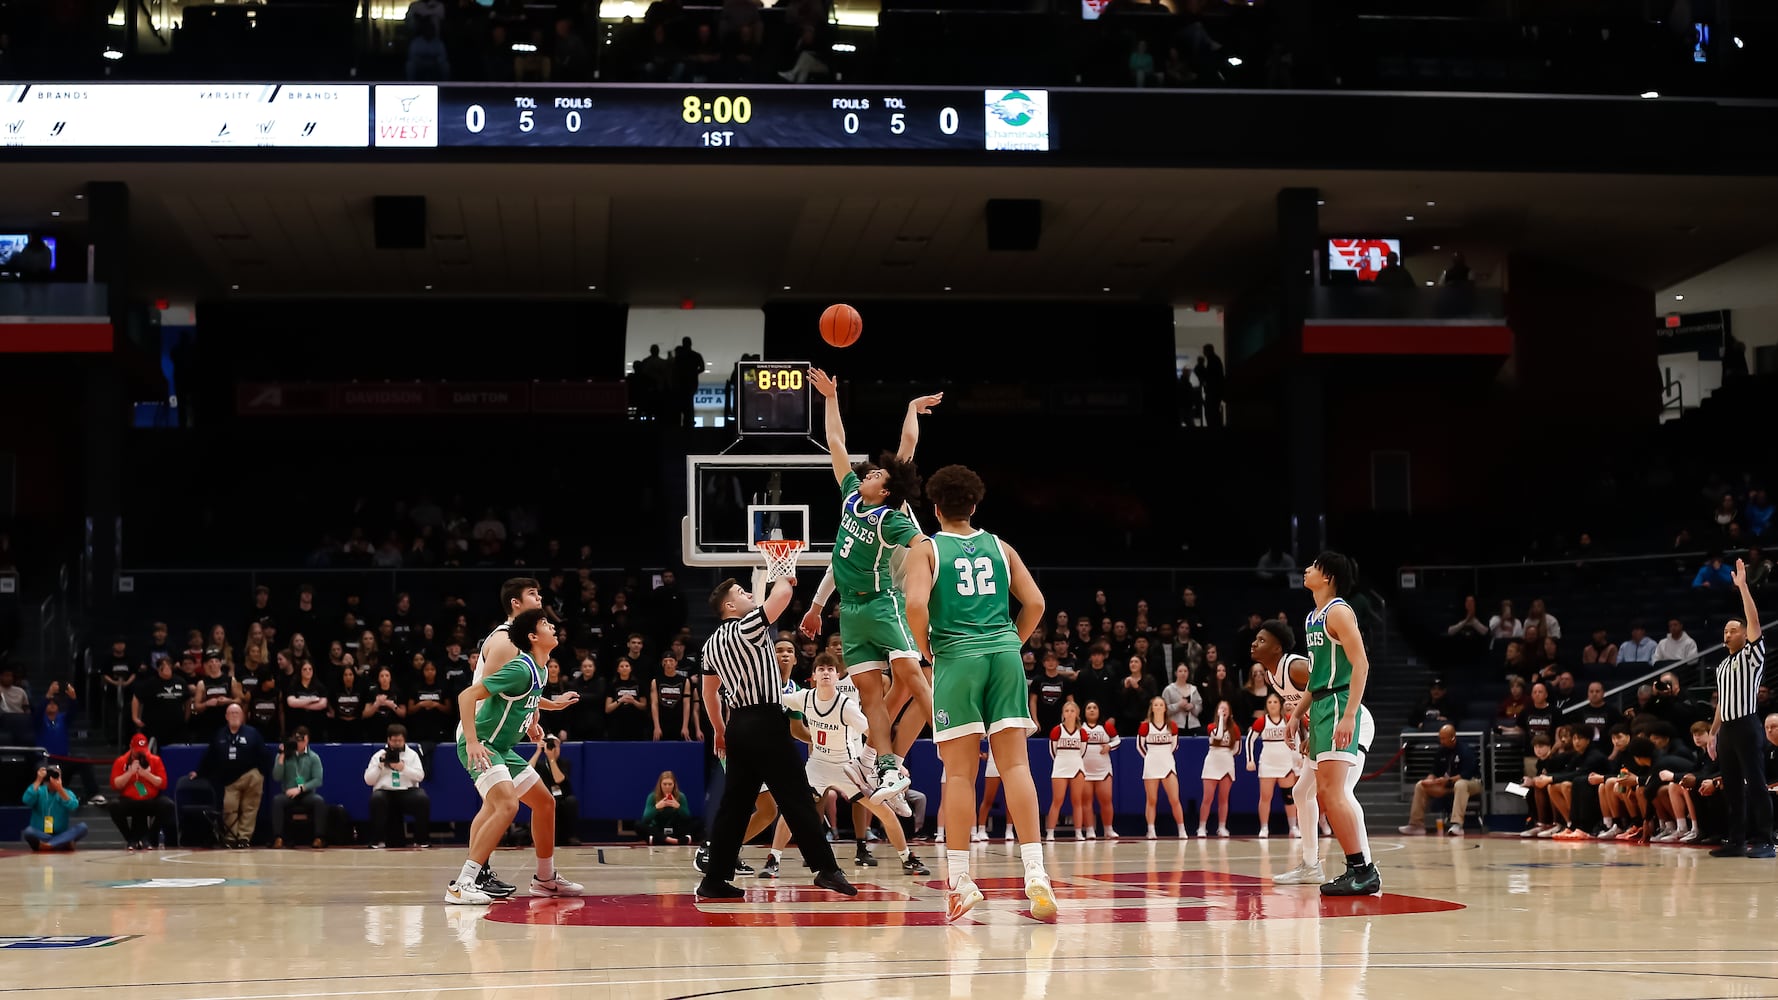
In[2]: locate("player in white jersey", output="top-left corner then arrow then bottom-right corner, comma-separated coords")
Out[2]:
1251,619 -> 1325,882
783,658 -> 929,875
457,577 -> 583,899
1137,696 -> 1188,838
1245,692 -> 1299,838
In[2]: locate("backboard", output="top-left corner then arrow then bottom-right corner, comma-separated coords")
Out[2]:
682,453 -> 867,570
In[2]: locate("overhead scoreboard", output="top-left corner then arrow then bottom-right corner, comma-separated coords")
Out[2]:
0,83 -> 1052,152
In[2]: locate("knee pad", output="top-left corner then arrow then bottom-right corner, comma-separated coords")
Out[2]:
1282,788 -> 1294,805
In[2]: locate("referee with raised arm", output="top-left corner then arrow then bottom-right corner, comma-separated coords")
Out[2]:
697,572 -> 857,900
1708,558 -> 1774,859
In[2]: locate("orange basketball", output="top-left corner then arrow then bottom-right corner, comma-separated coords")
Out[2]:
819,303 -> 862,348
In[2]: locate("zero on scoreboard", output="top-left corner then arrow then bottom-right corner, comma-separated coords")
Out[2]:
373,84 -> 1051,152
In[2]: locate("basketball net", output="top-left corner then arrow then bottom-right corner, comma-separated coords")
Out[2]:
755,538 -> 806,583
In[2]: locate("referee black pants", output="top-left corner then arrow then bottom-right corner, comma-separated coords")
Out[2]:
1719,715 -> 1774,848
706,705 -> 838,882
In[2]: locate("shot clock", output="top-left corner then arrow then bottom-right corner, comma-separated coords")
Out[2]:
388,84 -> 1051,151
736,361 -> 812,436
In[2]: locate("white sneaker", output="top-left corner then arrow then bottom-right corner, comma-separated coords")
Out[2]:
1597,823 -> 1620,839
1520,825 -> 1541,838
970,826 -> 987,843
1398,824 -> 1426,836
1446,823 -> 1464,837
1076,831 -> 1087,841
1004,826 -> 1015,842
1217,826 -> 1230,838
1105,828 -> 1118,839
946,876 -> 985,922
445,880 -> 494,905
1146,826 -> 1158,840
1196,826 -> 1207,837
936,826 -> 946,842
871,768 -> 911,802
1024,874 -> 1058,921
887,793 -> 913,819
1044,829 -> 1055,842
530,872 -> 585,896
1271,861 -> 1325,885
1258,828 -> 1270,839
1086,828 -> 1097,839
1319,819 -> 1332,835
1679,827 -> 1701,843
1536,825 -> 1559,838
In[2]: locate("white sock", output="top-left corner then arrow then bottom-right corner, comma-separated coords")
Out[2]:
1299,792 -> 1320,867
769,848 -> 783,862
1019,841 -> 1046,878
1148,825 -> 1157,836
536,856 -> 554,880
897,848 -> 911,864
947,849 -> 971,889
457,860 -> 482,886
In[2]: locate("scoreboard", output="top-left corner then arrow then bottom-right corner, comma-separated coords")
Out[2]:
0,82 -> 1051,152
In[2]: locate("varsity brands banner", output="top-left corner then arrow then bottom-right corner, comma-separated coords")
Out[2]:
236,381 -> 626,416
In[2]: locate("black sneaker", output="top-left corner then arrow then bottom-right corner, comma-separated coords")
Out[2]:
693,844 -> 710,874
813,869 -> 859,896
902,853 -> 930,876
734,860 -> 756,877
1319,863 -> 1381,897
759,856 -> 782,879
695,879 -> 745,900
476,868 -> 518,899
1709,844 -> 1748,858
854,846 -> 878,868
1745,843 -> 1776,859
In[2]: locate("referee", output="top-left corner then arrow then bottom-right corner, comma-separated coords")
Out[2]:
697,572 -> 857,899
1708,558 -> 1774,859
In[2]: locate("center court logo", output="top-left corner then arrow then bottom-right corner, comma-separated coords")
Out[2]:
983,89 -> 1050,152
374,85 -> 439,148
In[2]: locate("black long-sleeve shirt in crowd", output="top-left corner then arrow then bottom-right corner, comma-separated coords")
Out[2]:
1554,746 -> 1608,784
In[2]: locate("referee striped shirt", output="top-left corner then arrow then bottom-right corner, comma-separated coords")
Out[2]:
701,607 -> 778,710
1716,634 -> 1767,721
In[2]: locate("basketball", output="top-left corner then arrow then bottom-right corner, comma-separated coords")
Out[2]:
819,303 -> 862,348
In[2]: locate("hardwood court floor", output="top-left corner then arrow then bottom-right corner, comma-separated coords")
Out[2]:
5,833 -> 1777,999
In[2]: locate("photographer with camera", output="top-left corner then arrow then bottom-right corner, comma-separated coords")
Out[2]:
1649,672 -> 1705,730
270,726 -> 327,849
528,734 -> 581,846
365,723 -> 430,849
22,761 -> 87,851
109,733 -> 174,850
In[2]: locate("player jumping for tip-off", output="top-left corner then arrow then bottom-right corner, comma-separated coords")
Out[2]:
808,368 -> 934,802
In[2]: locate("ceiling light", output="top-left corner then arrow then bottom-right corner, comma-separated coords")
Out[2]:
1733,36 -> 1744,49
587,285 -> 597,290
782,285 -> 791,290
230,284 -> 239,290
512,42 -> 537,52
1226,56 -> 1243,67
1640,90 -> 1660,99
1316,199 -> 1325,206
1102,286 -> 1110,292
1425,281 -> 1435,287
1432,245 -> 1441,250
50,211 -> 59,217
75,194 -> 84,200
1404,215 -> 1415,221
1675,294 -> 1685,301
943,286 -> 952,291
1425,200 -> 1436,207
830,42 -> 856,53
101,47 -> 122,60
423,284 -> 432,290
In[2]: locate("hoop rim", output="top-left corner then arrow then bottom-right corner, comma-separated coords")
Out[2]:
753,538 -> 809,554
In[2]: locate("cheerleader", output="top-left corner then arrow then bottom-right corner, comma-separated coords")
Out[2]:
1044,701 -> 1090,841
1137,695 -> 1188,838
1245,692 -> 1299,838
1198,700 -> 1241,837
1081,701 -> 1120,839
973,736 -> 1016,842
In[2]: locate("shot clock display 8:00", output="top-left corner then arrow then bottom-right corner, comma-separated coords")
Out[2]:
419,85 -> 1051,151
736,361 -> 812,436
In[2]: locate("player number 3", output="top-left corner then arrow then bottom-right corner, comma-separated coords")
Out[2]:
952,556 -> 996,596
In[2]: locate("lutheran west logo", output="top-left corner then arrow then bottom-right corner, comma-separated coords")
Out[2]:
374,85 -> 438,148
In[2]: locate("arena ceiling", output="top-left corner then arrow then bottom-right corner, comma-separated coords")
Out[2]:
4,163 -> 1778,305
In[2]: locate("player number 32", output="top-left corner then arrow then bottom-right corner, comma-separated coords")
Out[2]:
952,556 -> 997,596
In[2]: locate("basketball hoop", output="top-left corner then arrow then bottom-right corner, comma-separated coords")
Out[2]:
755,538 -> 806,582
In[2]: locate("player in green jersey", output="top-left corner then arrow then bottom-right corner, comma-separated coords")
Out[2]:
903,464 -> 1057,923
1301,550 -> 1380,897
445,609 -> 584,904
801,390 -> 943,796
810,367 -> 932,801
